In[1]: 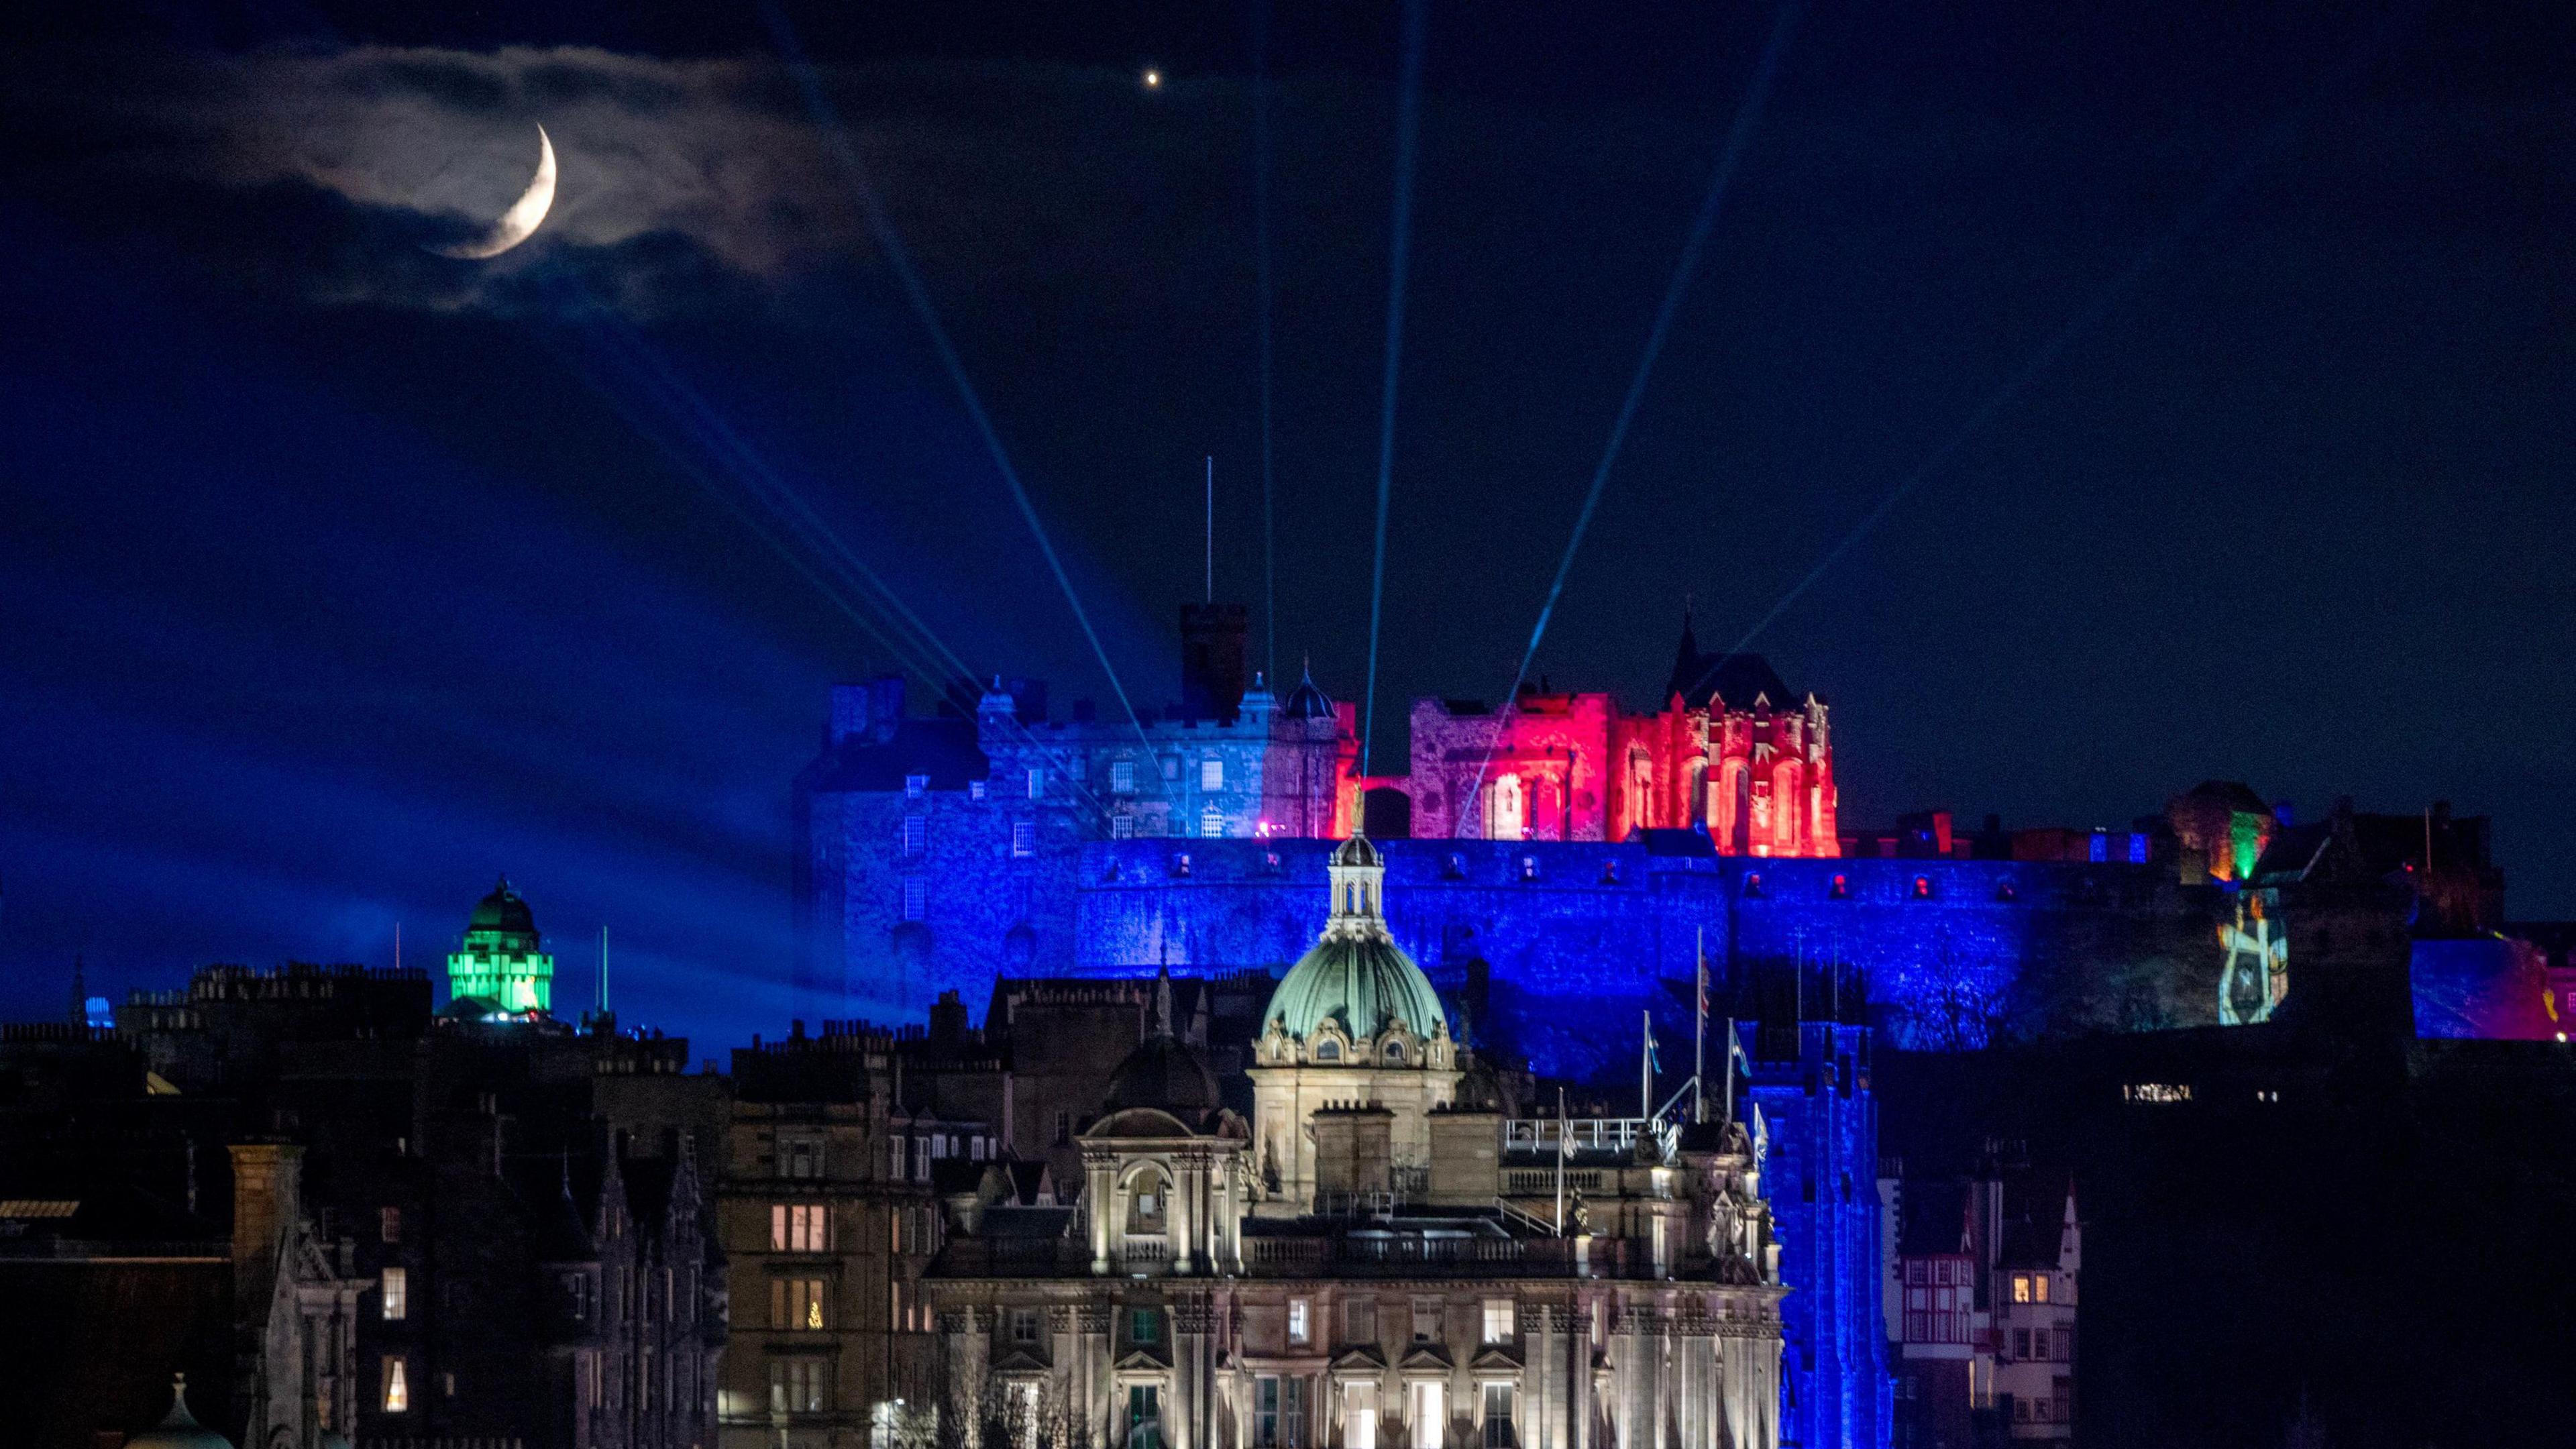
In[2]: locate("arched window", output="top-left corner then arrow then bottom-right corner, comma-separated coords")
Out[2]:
1717,760 -> 1751,853
1126,1168 -> 1169,1234
1489,775 -> 1526,841
1773,762 -> 1802,851
1383,1040 -> 1407,1064
1314,1039 -> 1342,1062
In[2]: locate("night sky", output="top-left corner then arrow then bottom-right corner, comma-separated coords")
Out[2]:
3,1 -> 2571,1049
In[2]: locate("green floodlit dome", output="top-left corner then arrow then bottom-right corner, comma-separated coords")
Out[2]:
1262,833 -> 1445,1042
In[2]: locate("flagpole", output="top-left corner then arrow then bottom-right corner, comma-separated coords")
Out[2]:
1554,1085 -> 1568,1235
1695,928 -> 1708,1125
1725,1017 -> 1739,1126
1641,1009 -> 1653,1121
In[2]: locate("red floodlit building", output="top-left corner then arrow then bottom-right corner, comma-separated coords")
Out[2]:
1394,613 -> 1839,853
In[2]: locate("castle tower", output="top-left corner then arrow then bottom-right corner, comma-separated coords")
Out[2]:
1249,834 -> 1460,1214
445,877 -> 555,1015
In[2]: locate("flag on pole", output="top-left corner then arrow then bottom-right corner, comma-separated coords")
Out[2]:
1729,1018 -> 1752,1077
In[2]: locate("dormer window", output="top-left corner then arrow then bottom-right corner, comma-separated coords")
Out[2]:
1383,1041 -> 1406,1064
1314,1040 -> 1342,1062
904,774 -> 928,800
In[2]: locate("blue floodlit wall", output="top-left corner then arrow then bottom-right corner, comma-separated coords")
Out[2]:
2410,936 -> 2560,1040
1750,1022 -> 1890,1449
807,826 -> 2239,1073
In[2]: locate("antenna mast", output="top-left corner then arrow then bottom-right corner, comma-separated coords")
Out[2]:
1204,455 -> 1215,603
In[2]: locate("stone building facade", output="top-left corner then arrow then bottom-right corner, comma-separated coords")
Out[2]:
922,843 -> 1790,1449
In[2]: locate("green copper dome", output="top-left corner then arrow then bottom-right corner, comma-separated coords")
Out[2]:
1262,833 -> 1444,1042
1265,931 -> 1445,1042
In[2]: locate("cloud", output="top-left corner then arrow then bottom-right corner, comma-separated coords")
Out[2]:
0,40 -> 1271,319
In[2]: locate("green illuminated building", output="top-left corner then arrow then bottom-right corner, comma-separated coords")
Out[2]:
445,877 -> 553,1015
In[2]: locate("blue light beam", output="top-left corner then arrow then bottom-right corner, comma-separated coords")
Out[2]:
1359,0 -> 1430,778
1723,1 -> 2428,661
1470,0 -> 1800,809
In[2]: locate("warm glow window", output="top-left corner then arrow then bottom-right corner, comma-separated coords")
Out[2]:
771,1203 -> 826,1252
1481,1298 -> 1514,1344
1287,1298 -> 1311,1344
382,1356 -> 409,1413
380,1265 -> 407,1320
771,1277 -> 827,1330
2012,1275 -> 2031,1303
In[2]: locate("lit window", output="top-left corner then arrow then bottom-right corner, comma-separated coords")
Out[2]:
2012,1275 -> 2031,1303
905,773 -> 928,800
2128,833 -> 2149,864
1200,758 -> 1225,791
382,1356 -> 409,1413
902,878 -> 927,921
2033,1273 -> 2049,1303
1027,767 -> 1046,800
1113,760 -> 1136,794
1012,821 -> 1038,858
441,1371 -> 456,1398
1345,1381 -> 1379,1449
1409,1382 -> 1445,1449
902,816 -> 926,855
770,1277 -> 827,1330
1481,1298 -> 1515,1344
1412,1296 -> 1440,1343
970,779 -> 988,801
2087,832 -> 2108,863
380,1207 -> 402,1244
380,1265 -> 407,1320
1201,809 -> 1226,839
1287,1297 -> 1311,1344
1112,814 -> 1136,840
771,1203 -> 826,1252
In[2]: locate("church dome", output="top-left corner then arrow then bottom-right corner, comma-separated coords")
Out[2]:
127,1376 -> 233,1449
1331,834 -> 1382,869
468,877 -> 537,938
1102,1032 -> 1220,1114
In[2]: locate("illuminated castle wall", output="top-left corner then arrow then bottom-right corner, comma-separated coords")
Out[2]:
1750,1022 -> 1890,1449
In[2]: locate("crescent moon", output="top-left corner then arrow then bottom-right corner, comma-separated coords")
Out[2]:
429,124 -> 556,260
